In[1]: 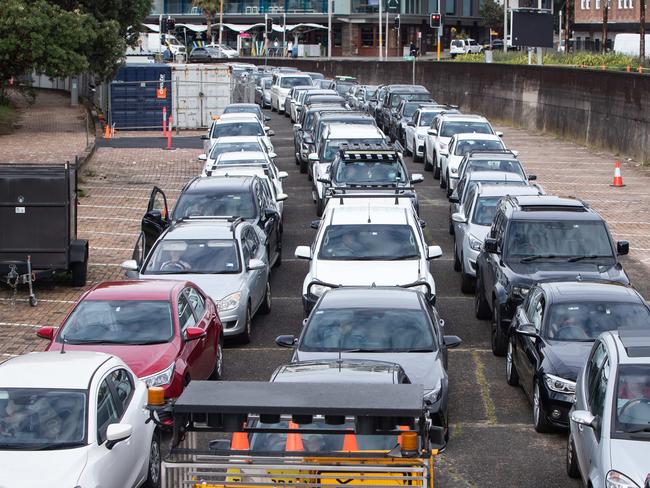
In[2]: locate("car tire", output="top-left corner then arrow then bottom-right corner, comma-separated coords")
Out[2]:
299,158 -> 308,174
271,100 -> 276,112
533,382 -> 552,433
259,281 -> 272,315
433,155 -> 441,179
453,246 -> 461,272
70,260 -> 88,287
460,266 -> 474,294
448,217 -> 454,236
404,139 -> 412,156
475,275 -> 491,319
446,176 -> 453,198
491,303 -> 507,356
240,306 -> 252,344
143,430 -> 161,488
274,241 -> 283,268
316,197 -> 325,217
506,339 -> 519,386
440,170 -> 447,189
210,337 -> 224,380
566,435 -> 581,479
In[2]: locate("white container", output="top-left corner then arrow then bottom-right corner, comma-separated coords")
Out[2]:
171,63 -> 232,129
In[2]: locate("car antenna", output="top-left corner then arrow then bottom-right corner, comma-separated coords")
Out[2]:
367,200 -> 371,224
60,336 -> 67,354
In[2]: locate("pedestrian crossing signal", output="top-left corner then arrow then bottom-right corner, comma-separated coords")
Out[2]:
430,13 -> 441,28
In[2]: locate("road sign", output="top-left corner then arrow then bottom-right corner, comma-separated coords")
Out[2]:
386,0 -> 399,13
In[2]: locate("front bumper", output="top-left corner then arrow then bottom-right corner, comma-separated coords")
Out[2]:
218,307 -> 246,336
415,141 -> 425,157
540,383 -> 575,428
462,246 -> 480,277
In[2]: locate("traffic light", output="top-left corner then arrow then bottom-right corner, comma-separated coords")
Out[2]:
166,17 -> 176,32
394,15 -> 400,30
265,17 -> 273,34
430,12 -> 441,28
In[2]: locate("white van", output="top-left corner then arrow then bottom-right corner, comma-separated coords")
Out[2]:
613,33 -> 650,58
449,38 -> 483,57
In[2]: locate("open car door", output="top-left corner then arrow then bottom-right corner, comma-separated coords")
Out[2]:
142,187 -> 170,257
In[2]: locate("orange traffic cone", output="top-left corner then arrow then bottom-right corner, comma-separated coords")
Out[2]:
103,124 -> 111,139
342,430 -> 358,451
397,425 -> 409,446
286,422 -> 304,451
610,160 -> 625,187
231,431 -> 249,450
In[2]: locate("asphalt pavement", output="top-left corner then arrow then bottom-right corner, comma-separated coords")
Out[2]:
221,108 -> 583,487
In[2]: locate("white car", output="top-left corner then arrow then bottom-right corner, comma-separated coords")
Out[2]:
205,42 -> 239,58
404,106 -> 458,162
270,73 -> 313,113
450,38 -> 483,57
294,197 -> 442,315
202,114 -> 274,153
0,351 -> 158,488
423,113 -> 498,178
199,136 -> 276,170
440,133 -> 508,195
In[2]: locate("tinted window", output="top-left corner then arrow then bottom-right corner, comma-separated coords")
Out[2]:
614,364 -> 650,435
466,158 -> 525,178
390,93 -> 430,108
301,308 -> 435,351
440,121 -> 493,137
211,122 -> 263,138
335,161 -> 405,185
454,139 -> 505,156
109,369 -> 133,411
419,111 -> 441,126
589,357 -> 609,418
59,300 -> 174,344
318,224 -> 419,260
174,191 -> 256,220
472,196 -> 500,226
402,103 -> 419,117
505,221 -> 614,258
209,141 -> 263,159
177,293 -> 196,330
280,76 -> 312,88
545,302 -> 650,341
96,380 -> 119,444
145,239 -> 241,274
186,287 -> 206,319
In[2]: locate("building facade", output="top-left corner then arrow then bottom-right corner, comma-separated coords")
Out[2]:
573,0 -> 647,50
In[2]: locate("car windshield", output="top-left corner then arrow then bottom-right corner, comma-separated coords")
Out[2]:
173,191 -> 256,219
144,239 -> 241,274
263,79 -> 272,88
60,300 -> 174,344
472,196 -> 500,226
335,83 -> 354,95
615,364 -> 650,437
454,139 -> 504,156
545,302 -> 650,341
464,158 -> 525,178
318,224 -> 419,260
249,419 -> 398,452
419,111 -> 441,126
211,122 -> 263,138
223,107 -> 261,118
505,221 -> 614,259
0,388 -> 86,449
402,104 -> 419,117
301,307 -> 435,351
281,76 -> 312,88
217,157 -> 267,167
451,40 -> 464,47
365,87 -> 377,97
335,161 -> 405,185
440,121 -> 492,137
390,93 -> 429,108
209,141 -> 262,159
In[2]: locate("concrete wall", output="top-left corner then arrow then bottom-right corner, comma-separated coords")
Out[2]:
253,59 -> 650,164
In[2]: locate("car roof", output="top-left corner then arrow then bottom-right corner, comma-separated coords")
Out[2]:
507,195 -> 600,221
278,73 -> 312,78
0,351 -> 115,389
86,279 -> 181,301
217,151 -> 268,162
465,171 -> 527,182
225,103 -> 259,109
441,113 -> 488,122
216,114 -> 260,123
455,133 -> 502,141
184,175 -> 254,192
327,204 -> 412,225
611,329 -> 650,363
476,185 -> 540,198
539,281 -> 644,303
211,167 -> 269,180
213,136 -> 264,144
326,123 -> 384,139
165,219 -> 240,240
318,287 -> 424,309
468,151 -> 518,160
272,360 -> 403,384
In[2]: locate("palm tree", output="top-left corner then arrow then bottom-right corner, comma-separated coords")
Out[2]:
192,0 -> 218,43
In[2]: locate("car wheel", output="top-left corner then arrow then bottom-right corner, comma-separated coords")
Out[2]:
433,154 -> 441,179
448,216 -> 454,236
413,144 -> 421,162
271,100 -> 276,112
259,281 -> 272,314
143,431 -> 161,488
475,274 -> 491,319
299,157 -> 308,174
533,382 -> 552,433
453,245 -> 461,272
240,306 -> 252,344
491,303 -> 507,356
404,139 -> 412,156
566,435 -> 581,478
210,338 -> 224,380
423,148 -> 432,171
460,264 -> 474,294
440,170 -> 447,189
446,176 -> 453,198
316,197 -> 325,217
506,339 -> 519,386
273,242 -> 282,268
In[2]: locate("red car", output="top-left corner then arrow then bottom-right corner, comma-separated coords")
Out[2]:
36,280 -> 223,399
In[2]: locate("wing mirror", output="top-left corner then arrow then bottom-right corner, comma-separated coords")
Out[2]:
483,238 -> 499,254
275,335 -> 297,348
511,149 -> 519,157
427,245 -> 443,260
527,174 -> 537,181
308,153 -> 319,162
278,171 -> 289,180
105,423 -> 133,450
317,175 -> 331,184
293,123 -> 302,130
269,152 -> 278,159
295,246 -> 312,260
443,335 -> 462,348
185,326 -> 207,341
36,326 -> 55,341
617,240 -> 630,256
248,258 -> 266,270
496,131 -> 504,137
515,323 -> 538,338
201,135 -> 209,140
265,115 -> 271,121
451,212 -> 467,224
264,208 -> 278,219
120,259 -> 139,272
198,154 -> 208,161
411,173 -> 424,184
448,192 -> 459,204
427,129 -> 437,136
310,220 -> 321,229
570,410 -> 599,430
276,193 -> 288,202
407,121 -> 415,127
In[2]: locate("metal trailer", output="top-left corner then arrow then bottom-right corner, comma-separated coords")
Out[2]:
0,162 -> 89,302
146,380 -> 444,488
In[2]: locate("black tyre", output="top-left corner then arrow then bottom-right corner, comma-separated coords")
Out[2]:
259,281 -> 272,314
423,151 -> 432,171
460,269 -> 475,294
142,431 -> 161,488
506,339 -> 519,386
475,275 -> 491,319
448,217 -> 454,236
210,338 -> 224,380
240,306 -> 252,344
70,260 -> 88,287
273,242 -> 282,268
453,246 -> 461,272
533,382 -> 552,433
440,171 -> 446,189
316,197 -> 325,217
404,140 -> 412,156
491,304 -> 508,356
566,435 -> 581,479
433,156 -> 441,179
299,158 -> 308,174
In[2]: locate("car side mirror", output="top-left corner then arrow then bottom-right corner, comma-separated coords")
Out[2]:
427,245 -> 443,260
276,193 -> 288,202
269,152 -> 278,159
248,258 -> 266,270
293,123 -> 302,130
483,237 -> 499,254
427,129 -> 437,136
448,193 -> 459,203
617,240 -> 629,256
275,335 -> 297,348
419,219 -> 426,228
120,259 -> 139,272
570,410 -> 598,429
310,220 -> 321,229
516,323 -> 538,338
278,171 -> 289,180
496,131 -> 504,137
317,176 -> 331,184
36,326 -> 55,341
267,129 -> 275,137
201,135 -> 209,140
443,335 -> 462,348
185,326 -> 206,341
198,154 -> 208,161
527,174 -> 537,181
511,150 -> 519,157
264,208 -> 278,219
265,115 -> 271,121
308,153 -> 319,162
451,212 -> 467,224
302,318 -> 309,327
411,173 -> 424,184
295,246 -> 312,260
407,121 -> 415,127
105,423 -> 133,450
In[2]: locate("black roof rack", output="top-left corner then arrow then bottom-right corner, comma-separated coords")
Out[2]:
327,188 -> 416,206
508,195 -> 589,212
337,141 -> 404,161
178,215 -> 245,234
618,328 -> 650,358
467,149 -> 517,157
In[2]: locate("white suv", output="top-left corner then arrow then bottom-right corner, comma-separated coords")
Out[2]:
450,38 -> 483,57
294,197 -> 442,315
271,73 -> 313,114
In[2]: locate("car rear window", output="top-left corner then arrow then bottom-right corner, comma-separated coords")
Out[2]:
173,190 -> 256,220
211,122 -> 263,138
280,76 -> 312,88
441,121 -> 493,137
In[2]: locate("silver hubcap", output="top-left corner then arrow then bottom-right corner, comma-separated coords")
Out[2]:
506,342 -> 513,378
149,438 -> 160,484
533,385 -> 540,425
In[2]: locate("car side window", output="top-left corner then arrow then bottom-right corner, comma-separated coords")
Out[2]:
589,356 -> 610,420
525,288 -> 542,322
260,182 -> 274,209
254,183 -> 265,213
241,231 -> 252,263
464,189 -> 476,219
490,212 -> 502,239
248,228 -> 261,256
186,287 -> 206,320
531,296 -> 545,331
96,379 -> 120,444
586,342 -> 608,402
178,292 -> 196,331
108,369 -> 134,412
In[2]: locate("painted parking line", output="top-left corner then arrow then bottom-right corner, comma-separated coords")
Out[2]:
0,297 -> 76,304
80,216 -> 140,222
0,322 -> 43,328
79,204 -> 144,211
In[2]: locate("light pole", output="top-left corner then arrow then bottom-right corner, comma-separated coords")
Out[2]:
283,11 -> 286,55
328,0 -> 332,57
379,0 -> 383,60
437,0 -> 441,60
503,0 -> 508,53
218,0 -> 224,46
385,10 -> 389,58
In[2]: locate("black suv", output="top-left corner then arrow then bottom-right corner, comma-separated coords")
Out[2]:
316,142 -> 424,215
474,195 -> 630,356
139,176 -> 283,267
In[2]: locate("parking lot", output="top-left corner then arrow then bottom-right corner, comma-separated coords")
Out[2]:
1,92 -> 650,486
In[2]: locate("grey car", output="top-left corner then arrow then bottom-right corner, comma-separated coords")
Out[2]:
275,287 -> 461,440
567,329 -> 650,488
122,218 -> 271,343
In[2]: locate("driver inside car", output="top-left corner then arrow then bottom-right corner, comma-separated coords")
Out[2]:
160,250 -> 191,272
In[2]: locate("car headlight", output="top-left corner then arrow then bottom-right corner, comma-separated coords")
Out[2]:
417,134 -> 425,140
308,283 -> 332,297
544,374 -> 576,395
142,363 -> 175,387
468,235 -> 483,251
218,291 -> 241,312
511,285 -> 530,298
450,167 -> 458,174
606,471 -> 639,488
423,380 -> 442,405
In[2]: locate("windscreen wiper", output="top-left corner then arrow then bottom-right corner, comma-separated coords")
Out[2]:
567,255 -> 609,262
520,254 -> 558,263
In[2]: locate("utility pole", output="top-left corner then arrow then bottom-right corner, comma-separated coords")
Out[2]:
437,0 -> 441,60
385,10 -> 389,58
559,9 -> 563,51
641,0 -> 646,62
283,11 -> 286,55
503,0 -> 508,53
218,0 -> 224,46
601,0 -> 609,53
564,0 -> 571,53
328,0 -> 332,58
379,0 -> 383,60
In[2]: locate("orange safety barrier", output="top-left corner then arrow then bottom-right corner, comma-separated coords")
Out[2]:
397,425 -> 409,446
103,124 -> 111,139
286,421 -> 304,451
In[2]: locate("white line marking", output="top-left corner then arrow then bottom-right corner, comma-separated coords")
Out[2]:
0,322 -> 43,328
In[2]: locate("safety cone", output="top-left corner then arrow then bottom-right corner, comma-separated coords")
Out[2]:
610,160 -> 625,187
342,430 -> 359,451
286,422 -> 304,451
103,124 -> 111,139
230,431 -> 249,450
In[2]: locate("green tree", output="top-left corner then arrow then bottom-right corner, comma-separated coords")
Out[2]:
479,0 -> 505,35
192,0 -> 218,43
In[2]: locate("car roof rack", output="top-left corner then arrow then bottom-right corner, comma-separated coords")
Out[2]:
467,149 -> 517,157
337,141 -> 404,160
178,215 -> 244,233
508,195 -> 589,212
327,187 -> 416,206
